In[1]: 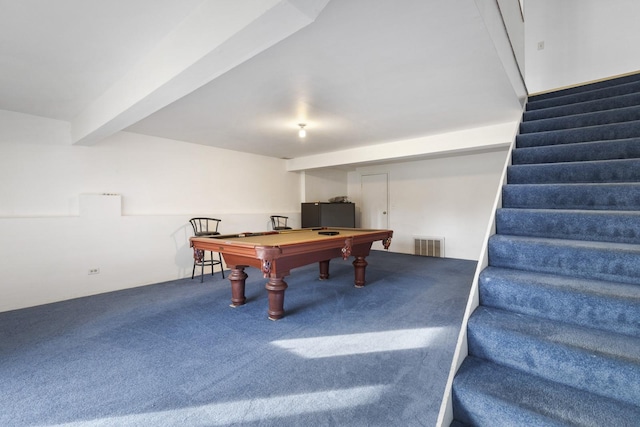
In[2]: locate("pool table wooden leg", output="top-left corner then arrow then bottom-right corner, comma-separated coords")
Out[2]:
318,260 -> 330,280
265,276 -> 288,320
353,256 -> 368,288
229,267 -> 248,307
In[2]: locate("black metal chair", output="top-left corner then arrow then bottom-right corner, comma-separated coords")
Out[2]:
270,215 -> 292,230
189,218 -> 225,282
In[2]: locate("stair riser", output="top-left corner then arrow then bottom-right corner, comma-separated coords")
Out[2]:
479,268 -> 640,338
488,236 -> 640,285
502,184 -> 640,210
521,106 -> 640,134
512,138 -> 640,165
507,159 -> 640,184
495,209 -> 640,245
467,312 -> 640,406
516,121 -> 640,148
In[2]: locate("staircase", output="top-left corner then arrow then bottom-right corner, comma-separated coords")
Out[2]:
451,73 -> 640,426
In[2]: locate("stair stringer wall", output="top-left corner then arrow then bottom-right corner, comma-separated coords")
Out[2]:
436,123 -> 519,427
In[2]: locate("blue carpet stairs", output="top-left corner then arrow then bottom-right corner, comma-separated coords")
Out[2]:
451,73 -> 640,426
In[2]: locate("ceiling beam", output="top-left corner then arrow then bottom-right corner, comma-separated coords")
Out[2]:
71,0 -> 330,146
285,122 -> 519,171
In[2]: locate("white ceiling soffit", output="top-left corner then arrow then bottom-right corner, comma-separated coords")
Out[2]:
69,0 -> 330,145
0,0 -> 522,161
126,0 -> 523,159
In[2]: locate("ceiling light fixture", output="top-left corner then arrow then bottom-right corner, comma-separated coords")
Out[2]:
298,123 -> 306,138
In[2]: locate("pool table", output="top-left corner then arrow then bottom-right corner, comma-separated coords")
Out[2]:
190,227 -> 393,320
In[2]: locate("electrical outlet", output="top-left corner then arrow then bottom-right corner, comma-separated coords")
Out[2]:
537,41 -> 545,50
88,268 -> 100,275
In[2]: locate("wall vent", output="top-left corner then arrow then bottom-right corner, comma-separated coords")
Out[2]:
414,237 -> 444,258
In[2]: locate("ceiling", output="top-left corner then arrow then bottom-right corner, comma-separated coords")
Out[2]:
0,0 -> 523,161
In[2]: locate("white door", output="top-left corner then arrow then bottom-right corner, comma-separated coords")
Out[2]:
361,173 -> 389,235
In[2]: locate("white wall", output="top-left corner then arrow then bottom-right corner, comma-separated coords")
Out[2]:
0,114 -> 301,312
302,168 -> 349,203
0,110 -> 510,311
346,149 -> 509,261
525,0 -> 640,93
1,129 -> 300,218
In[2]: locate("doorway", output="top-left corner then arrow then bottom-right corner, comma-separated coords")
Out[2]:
361,173 -> 389,250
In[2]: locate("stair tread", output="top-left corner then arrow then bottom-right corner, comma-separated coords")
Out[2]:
508,158 -> 640,184
470,305 -> 640,363
468,306 -> 640,406
481,265 -> 640,305
512,137 -> 640,164
488,234 -> 640,285
509,156 -> 640,168
506,181 -> 640,185
524,92 -> 640,122
490,233 -> 640,253
502,182 -> 640,211
527,79 -> 640,111
495,208 -> 640,245
516,120 -> 640,148
480,266 -> 640,337
453,356 -> 640,427
521,105 -> 640,134
498,206 -> 640,216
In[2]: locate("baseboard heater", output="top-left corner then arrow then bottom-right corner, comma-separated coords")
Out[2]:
414,237 -> 444,258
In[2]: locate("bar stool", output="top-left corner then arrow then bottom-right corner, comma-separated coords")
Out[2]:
270,215 -> 292,230
189,217 -> 225,282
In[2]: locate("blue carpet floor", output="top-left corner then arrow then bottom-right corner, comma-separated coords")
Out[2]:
0,251 -> 475,427
451,73 -> 640,426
